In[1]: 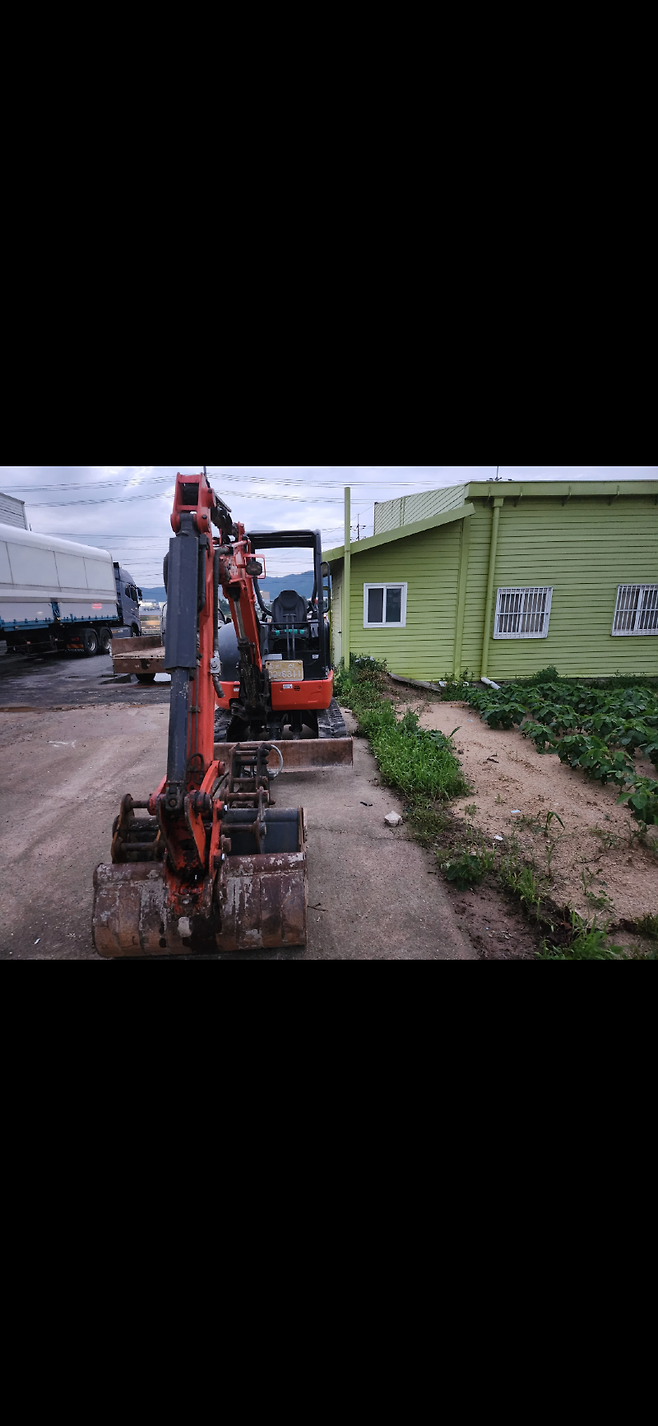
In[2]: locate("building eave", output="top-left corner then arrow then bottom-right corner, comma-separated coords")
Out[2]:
323,502 -> 475,564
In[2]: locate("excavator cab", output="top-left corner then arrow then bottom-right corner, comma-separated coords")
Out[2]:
213,528 -> 345,743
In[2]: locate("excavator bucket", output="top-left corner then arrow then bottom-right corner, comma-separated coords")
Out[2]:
92,848 -> 308,957
92,744 -> 309,958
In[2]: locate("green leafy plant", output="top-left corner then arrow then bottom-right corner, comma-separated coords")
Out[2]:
439,850 -> 493,890
617,777 -> 658,826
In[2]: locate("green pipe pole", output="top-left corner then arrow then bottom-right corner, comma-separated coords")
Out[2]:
452,515 -> 471,677
343,486 -> 351,670
481,497 -> 503,678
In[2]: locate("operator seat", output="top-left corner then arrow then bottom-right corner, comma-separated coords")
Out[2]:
271,590 -> 308,627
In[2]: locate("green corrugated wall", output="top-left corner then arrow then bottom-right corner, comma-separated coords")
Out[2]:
345,522 -> 462,678
340,493 -> 658,679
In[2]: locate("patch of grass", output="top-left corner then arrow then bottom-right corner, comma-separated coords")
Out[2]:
590,826 -> 621,851
634,913 -> 658,941
405,799 -> 450,848
538,925 -> 628,959
336,663 -> 469,803
463,803 -> 477,819
497,840 -> 545,906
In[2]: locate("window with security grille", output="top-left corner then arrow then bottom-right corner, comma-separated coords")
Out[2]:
612,585 -> 658,635
363,583 -> 407,627
493,587 -> 553,639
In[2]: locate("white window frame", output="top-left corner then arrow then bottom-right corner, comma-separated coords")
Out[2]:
363,582 -> 407,628
612,585 -> 658,636
493,586 -> 553,639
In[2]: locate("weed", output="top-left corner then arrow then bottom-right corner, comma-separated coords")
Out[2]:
438,671 -> 473,700
538,925 -> 627,959
498,842 -> 544,905
525,666 -> 561,685
517,866 -> 543,905
580,866 -> 614,912
580,866 -> 595,895
544,838 -> 560,876
634,913 -> 658,941
405,799 -> 450,848
496,793 -> 503,804
463,804 -> 477,819
439,849 -> 494,890
590,826 -> 620,851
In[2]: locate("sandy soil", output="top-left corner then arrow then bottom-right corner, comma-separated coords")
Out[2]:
407,699 -> 658,926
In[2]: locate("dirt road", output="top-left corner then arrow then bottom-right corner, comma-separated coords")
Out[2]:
0,705 -> 474,960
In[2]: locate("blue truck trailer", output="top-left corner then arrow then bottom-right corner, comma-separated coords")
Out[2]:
0,524 -> 142,656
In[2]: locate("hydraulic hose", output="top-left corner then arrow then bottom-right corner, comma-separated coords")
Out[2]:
211,547 -> 223,698
213,549 -> 220,657
253,575 -> 271,616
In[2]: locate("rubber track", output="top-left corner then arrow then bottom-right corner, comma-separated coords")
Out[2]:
215,698 -> 347,741
317,697 -> 347,739
214,708 -> 232,740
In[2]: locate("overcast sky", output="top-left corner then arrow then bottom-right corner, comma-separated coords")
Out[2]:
1,466 -> 655,585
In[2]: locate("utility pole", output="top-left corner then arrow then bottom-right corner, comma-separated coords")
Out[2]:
344,487 -> 351,669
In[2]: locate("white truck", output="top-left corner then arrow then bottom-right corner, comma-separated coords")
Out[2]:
0,524 -> 142,656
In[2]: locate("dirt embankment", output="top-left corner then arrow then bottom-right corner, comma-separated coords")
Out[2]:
412,700 -> 658,927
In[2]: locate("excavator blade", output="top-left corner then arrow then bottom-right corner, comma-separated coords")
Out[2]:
92,852 -> 308,957
216,738 -> 354,773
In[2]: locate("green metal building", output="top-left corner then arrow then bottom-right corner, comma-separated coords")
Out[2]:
324,479 -> 658,681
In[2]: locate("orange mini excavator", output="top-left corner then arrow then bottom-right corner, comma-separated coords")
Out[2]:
92,471 -> 351,957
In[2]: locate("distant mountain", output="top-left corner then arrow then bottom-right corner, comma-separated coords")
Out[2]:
254,572 -> 315,601
140,570 -> 316,605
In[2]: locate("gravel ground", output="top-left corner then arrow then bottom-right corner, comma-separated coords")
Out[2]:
0,649 -> 170,710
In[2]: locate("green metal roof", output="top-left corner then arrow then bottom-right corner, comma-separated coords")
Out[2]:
466,479 -> 658,499
323,502 -> 475,564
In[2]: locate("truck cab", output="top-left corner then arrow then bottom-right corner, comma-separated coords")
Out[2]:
114,564 -> 141,636
139,601 -> 162,636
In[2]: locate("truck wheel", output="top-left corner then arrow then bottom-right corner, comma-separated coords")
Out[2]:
99,627 -> 112,654
83,628 -> 100,657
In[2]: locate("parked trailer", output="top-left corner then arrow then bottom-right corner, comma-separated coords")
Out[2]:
0,524 -> 143,656
112,633 -> 165,683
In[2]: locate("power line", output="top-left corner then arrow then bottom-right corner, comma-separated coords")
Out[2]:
2,469 -> 464,495
28,489 -> 346,508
